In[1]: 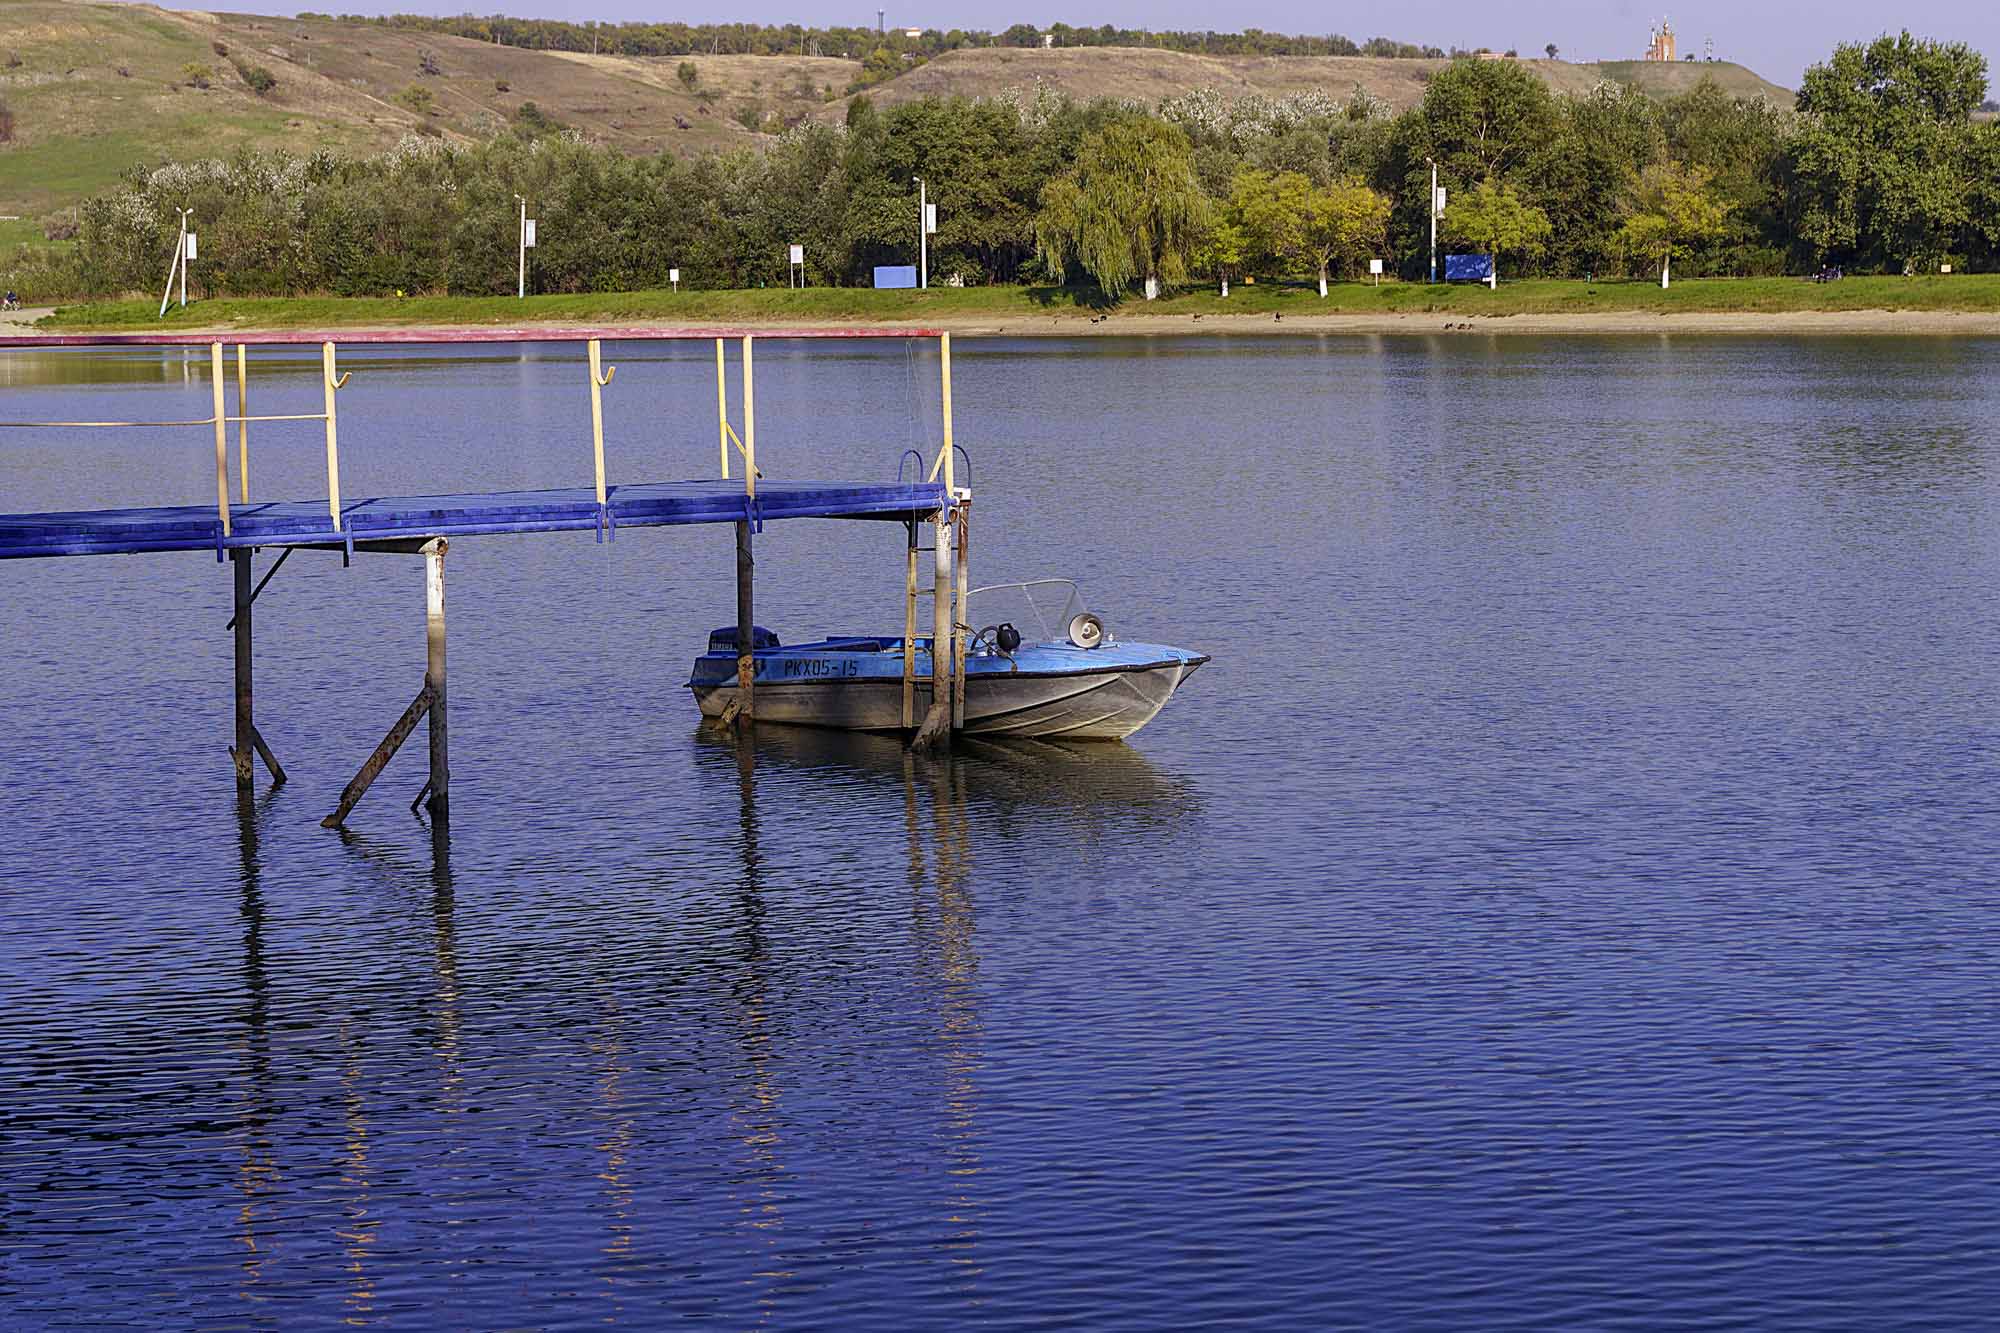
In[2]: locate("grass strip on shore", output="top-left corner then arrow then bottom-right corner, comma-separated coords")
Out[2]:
32,275 -> 2000,332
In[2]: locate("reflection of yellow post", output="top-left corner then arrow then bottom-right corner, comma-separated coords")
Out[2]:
321,342 -> 348,532
234,344 -> 250,503
715,338 -> 730,479
586,338 -> 615,505
210,341 -> 231,536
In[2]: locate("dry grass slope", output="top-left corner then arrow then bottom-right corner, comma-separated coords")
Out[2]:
0,1 -> 1793,232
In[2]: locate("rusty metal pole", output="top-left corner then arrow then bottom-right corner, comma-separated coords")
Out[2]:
231,549 -> 254,787
952,499 -> 968,732
735,520 -> 754,729
424,537 -> 449,819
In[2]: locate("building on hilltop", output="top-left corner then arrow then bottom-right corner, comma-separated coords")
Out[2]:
1645,18 -> 1677,62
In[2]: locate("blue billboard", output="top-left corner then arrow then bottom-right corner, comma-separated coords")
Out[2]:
873,265 -> 918,289
1443,253 -> 1495,282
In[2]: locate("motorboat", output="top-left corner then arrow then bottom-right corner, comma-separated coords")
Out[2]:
687,580 -> 1207,741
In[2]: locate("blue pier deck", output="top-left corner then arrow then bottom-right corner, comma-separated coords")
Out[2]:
0,479 -> 948,560
0,325 -> 971,822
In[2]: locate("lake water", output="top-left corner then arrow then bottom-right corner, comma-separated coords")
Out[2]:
4,333 -> 2000,1329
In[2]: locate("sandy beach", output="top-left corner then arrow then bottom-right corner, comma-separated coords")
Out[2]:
10,307 -> 2000,341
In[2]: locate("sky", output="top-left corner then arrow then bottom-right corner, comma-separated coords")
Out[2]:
268,0 -> 1998,92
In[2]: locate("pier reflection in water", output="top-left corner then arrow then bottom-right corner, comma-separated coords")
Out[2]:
0,720 -> 1200,1326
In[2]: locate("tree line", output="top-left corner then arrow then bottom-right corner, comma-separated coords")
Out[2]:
8,32 -> 1999,302
359,13 -> 1446,62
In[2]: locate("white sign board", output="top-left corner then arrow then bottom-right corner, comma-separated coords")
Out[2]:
523,219 -> 537,248
669,267 -> 680,284
184,232 -> 198,261
924,203 -> 937,235
788,244 -> 804,265
1434,187 -> 1447,216
1369,258 -> 1384,275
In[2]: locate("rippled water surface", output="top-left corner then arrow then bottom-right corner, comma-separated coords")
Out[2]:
5,333 -> 2000,1329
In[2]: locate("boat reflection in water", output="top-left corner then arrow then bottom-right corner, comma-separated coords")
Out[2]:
694,723 -> 1203,1302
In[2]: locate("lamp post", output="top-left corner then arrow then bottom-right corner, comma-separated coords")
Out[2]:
515,194 -> 526,300
913,176 -> 927,289
1426,158 -> 1438,284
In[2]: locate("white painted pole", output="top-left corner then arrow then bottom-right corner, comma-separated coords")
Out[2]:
1428,160 -> 1438,284
917,177 -> 927,290
516,195 -> 526,300
158,219 -> 184,319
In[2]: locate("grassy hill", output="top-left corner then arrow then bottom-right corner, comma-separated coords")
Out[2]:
0,0 -> 1794,244
834,47 -> 1791,116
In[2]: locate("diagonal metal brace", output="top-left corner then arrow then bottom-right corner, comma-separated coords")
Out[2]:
322,681 -> 433,828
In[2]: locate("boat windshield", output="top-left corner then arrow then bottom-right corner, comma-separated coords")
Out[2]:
963,579 -> 1089,644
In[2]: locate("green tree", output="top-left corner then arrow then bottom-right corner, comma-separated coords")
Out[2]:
676,60 -> 698,90
1035,120 -> 1208,299
1618,162 -> 1731,286
1227,167 -> 1308,276
1443,178 -> 1552,283
1299,178 -> 1391,293
1789,31 -> 1988,269
1192,217 -> 1246,294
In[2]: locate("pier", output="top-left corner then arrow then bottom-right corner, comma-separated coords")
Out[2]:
0,327 -> 973,824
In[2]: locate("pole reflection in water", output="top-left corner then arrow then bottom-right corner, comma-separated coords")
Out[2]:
696,724 -> 1200,1310
329,816 -> 461,1313
727,732 -> 791,1325
915,746 -> 985,1290
231,789 -> 281,1308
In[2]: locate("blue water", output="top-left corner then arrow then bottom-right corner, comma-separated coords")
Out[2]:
4,333 -> 2000,1328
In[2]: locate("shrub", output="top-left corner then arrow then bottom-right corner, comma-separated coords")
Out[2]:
395,84 -> 434,114
732,99 -> 764,131
182,62 -> 213,89
676,60 -> 697,90
493,77 -> 509,92
233,60 -> 278,94
0,98 -> 12,144
115,65 -> 130,78
211,39 -> 229,57
43,208 -> 80,241
417,49 -> 441,76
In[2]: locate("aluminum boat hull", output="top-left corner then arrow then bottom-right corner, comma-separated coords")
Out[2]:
689,637 -> 1207,741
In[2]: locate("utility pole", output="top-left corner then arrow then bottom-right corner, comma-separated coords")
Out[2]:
1427,159 -> 1438,284
515,194 -> 526,300
914,177 -> 927,289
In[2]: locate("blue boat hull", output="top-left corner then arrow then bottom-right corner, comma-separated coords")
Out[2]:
688,637 -> 1208,740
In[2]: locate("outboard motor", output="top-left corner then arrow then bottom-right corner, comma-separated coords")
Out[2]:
708,625 -> 780,654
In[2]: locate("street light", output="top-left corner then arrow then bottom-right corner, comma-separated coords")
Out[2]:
1426,158 -> 1438,285
515,194 -> 527,300
913,176 -> 927,289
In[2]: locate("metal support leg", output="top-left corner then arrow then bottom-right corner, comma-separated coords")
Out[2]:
734,520 -> 754,730
232,550 -> 254,787
424,537 -> 449,820
230,549 -> 286,788
952,501 -> 969,732
902,520 -> 918,730
913,506 -> 953,749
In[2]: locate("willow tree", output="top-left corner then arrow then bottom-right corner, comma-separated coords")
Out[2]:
1034,120 -> 1208,300
1619,162 -> 1730,288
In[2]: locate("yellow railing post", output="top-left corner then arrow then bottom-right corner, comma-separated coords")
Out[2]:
321,341 -> 349,532
940,331 -> 954,493
586,338 -> 615,505
234,344 -> 250,504
210,341 -> 231,537
927,331 -> 956,487
715,338 -> 730,479
741,334 -> 755,498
